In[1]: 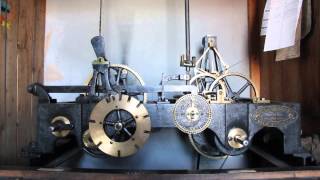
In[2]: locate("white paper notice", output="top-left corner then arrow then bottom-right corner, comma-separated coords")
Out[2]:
261,0 -> 271,36
264,0 -> 303,52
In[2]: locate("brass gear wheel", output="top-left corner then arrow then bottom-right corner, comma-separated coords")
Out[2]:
173,94 -> 212,134
87,64 -> 147,103
89,94 -> 151,157
82,130 -> 96,149
208,72 -> 260,100
189,73 -> 229,103
109,64 -> 147,103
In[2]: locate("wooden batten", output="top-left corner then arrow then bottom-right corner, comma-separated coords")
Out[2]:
0,0 -> 46,165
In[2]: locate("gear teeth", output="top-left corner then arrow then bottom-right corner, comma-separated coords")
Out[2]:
89,119 -> 96,123
136,101 -> 143,108
97,141 -> 102,147
173,94 -> 212,134
134,144 -> 140,149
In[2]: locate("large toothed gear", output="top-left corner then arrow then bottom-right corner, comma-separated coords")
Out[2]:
173,94 -> 212,134
89,94 -> 151,157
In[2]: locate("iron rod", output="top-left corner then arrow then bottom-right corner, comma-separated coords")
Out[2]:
185,0 -> 191,61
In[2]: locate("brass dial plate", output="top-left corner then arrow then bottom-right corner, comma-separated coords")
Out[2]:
173,94 -> 212,134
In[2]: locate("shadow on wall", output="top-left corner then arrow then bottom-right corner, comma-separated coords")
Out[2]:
45,0 -> 249,101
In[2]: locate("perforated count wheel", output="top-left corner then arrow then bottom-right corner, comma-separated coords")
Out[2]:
89,94 -> 151,157
173,94 -> 212,134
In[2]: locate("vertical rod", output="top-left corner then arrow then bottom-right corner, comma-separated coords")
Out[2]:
185,0 -> 191,85
185,0 -> 191,61
99,0 -> 103,36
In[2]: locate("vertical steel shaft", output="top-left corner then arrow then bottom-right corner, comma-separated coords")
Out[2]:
99,0 -> 103,36
185,0 -> 191,61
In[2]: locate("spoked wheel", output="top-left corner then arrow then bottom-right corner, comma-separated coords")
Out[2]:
103,109 -> 136,142
189,73 -> 228,103
88,64 -> 147,103
108,64 -> 147,103
209,72 -> 259,102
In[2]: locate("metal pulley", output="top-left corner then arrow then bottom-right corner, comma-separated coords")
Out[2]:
227,128 -> 249,149
50,116 -> 73,138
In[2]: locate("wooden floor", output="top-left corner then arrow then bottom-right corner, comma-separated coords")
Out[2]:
0,168 -> 320,180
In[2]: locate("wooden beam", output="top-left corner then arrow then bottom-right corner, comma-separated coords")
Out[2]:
31,0 -> 46,140
16,0 -> 37,165
247,0 -> 262,96
4,0 -> 19,165
0,0 -> 46,165
0,0 -> 8,166
1,169 -> 320,180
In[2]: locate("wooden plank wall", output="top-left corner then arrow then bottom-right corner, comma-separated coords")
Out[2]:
248,0 -> 320,135
0,0 -> 46,165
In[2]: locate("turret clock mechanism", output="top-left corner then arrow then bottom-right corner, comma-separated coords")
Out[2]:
26,0 -> 312,170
